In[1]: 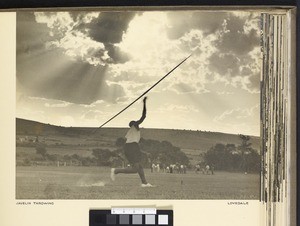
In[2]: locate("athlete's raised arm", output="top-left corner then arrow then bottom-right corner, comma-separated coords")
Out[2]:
136,97 -> 147,126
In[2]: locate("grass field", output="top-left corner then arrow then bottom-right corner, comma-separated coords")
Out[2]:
16,166 -> 260,200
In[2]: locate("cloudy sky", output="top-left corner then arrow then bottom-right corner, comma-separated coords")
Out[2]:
16,10 -> 261,136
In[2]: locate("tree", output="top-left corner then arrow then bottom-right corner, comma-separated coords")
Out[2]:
139,139 -> 190,167
115,137 -> 126,147
238,135 -> 252,154
81,157 -> 96,166
238,135 -> 254,172
204,143 -> 235,170
203,138 -> 260,173
111,148 -> 126,167
92,149 -> 115,166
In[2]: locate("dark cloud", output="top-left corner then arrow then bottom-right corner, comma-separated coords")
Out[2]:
208,52 -> 260,93
17,12 -> 56,56
216,14 -> 260,55
73,12 -> 136,64
86,12 -> 135,44
68,11 -> 85,21
216,29 -> 259,55
190,12 -> 227,35
85,12 -> 135,64
205,13 -> 260,84
247,72 -> 260,92
167,12 -> 260,90
240,66 -> 253,76
167,12 -> 259,56
18,12 -> 136,67
16,12 -> 131,104
104,43 -> 130,64
208,53 -> 240,76
86,46 -> 108,61
225,14 -> 246,33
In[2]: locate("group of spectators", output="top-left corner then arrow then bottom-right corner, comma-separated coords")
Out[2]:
151,163 -> 187,174
195,163 -> 215,175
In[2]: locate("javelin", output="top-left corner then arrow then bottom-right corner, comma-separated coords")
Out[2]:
98,54 -> 192,129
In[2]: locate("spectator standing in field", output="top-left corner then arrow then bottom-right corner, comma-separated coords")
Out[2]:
151,163 -> 155,173
205,165 -> 210,174
156,164 -> 160,173
166,166 -> 170,173
170,164 -> 173,174
195,164 -> 200,174
211,164 -> 215,175
110,97 -> 153,187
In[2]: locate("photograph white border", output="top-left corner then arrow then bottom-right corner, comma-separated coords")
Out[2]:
0,7 -> 296,225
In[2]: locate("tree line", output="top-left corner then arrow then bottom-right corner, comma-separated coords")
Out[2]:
203,135 -> 260,172
21,134 -> 260,173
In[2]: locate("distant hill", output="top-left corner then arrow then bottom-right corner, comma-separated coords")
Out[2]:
16,118 -> 260,152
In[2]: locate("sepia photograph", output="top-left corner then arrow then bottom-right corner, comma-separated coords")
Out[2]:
15,9 -> 262,200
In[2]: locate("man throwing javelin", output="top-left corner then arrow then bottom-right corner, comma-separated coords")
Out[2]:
110,97 -> 153,187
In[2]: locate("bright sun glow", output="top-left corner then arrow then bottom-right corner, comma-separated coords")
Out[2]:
17,11 -> 261,136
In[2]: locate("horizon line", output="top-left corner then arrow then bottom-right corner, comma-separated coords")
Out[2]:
16,117 -> 261,138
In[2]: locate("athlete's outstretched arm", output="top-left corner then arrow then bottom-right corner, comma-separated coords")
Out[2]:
136,97 -> 147,125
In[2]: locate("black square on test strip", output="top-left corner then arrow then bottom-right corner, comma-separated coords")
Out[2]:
90,209 -> 173,226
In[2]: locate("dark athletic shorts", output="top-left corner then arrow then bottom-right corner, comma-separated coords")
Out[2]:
124,142 -> 142,164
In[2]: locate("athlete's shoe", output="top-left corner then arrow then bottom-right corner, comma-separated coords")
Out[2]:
141,183 -> 154,188
110,168 -> 116,181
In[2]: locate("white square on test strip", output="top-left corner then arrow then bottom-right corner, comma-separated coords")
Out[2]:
158,215 -> 168,225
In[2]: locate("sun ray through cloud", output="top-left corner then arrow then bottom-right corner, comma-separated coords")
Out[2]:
16,10 -> 261,136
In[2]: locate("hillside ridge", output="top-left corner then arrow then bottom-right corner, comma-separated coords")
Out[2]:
16,118 -> 260,151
